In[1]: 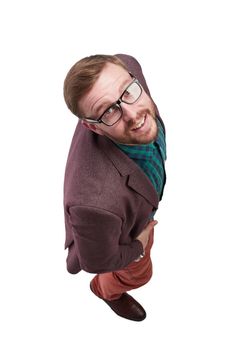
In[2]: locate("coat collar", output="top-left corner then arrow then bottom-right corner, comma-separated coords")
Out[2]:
97,134 -> 159,209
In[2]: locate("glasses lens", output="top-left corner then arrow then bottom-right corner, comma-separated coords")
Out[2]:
101,104 -> 121,126
121,81 -> 142,104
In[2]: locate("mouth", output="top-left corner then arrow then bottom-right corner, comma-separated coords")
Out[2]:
131,115 -> 146,131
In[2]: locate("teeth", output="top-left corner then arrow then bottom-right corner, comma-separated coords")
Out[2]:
133,117 -> 145,130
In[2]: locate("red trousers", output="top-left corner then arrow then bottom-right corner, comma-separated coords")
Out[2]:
91,229 -> 154,300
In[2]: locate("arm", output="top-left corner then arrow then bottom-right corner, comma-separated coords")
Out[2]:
68,205 -> 144,274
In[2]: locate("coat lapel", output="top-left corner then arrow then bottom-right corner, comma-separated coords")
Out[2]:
127,170 -> 159,209
97,134 -> 159,209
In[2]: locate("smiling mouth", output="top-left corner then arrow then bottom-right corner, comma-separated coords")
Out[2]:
131,115 -> 146,131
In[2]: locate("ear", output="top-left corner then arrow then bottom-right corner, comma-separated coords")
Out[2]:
81,120 -> 104,136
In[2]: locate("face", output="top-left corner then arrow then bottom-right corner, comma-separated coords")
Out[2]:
78,63 -> 158,145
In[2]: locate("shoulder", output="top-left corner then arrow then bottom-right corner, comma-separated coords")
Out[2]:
115,54 -> 142,70
64,125 -> 129,209
115,54 -> 151,97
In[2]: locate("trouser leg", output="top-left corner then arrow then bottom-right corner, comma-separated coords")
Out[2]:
91,229 -> 154,300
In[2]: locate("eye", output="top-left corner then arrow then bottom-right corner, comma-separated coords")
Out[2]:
102,105 -> 120,120
123,89 -> 130,96
104,105 -> 116,116
101,104 -> 121,125
122,89 -> 132,100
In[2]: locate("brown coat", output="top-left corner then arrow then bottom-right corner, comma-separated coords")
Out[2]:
64,54 -> 164,274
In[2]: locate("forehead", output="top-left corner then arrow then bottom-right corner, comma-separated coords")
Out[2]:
78,63 -> 130,116
96,62 -> 129,86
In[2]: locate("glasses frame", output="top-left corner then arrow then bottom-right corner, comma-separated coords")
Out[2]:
81,73 -> 143,126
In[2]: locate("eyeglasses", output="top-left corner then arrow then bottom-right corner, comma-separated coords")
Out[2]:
82,76 -> 143,126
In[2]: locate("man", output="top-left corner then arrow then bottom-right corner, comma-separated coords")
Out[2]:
63,54 -> 166,321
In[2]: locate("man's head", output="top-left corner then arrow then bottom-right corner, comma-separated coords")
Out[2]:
64,55 -> 158,145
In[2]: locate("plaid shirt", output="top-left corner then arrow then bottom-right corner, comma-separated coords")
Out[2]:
116,118 -> 166,215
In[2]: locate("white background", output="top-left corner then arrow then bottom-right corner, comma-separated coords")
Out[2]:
0,0 -> 246,349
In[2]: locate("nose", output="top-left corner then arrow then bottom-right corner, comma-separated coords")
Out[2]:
120,102 -> 140,123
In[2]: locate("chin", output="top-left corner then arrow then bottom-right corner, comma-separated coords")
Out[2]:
127,124 -> 158,145
137,121 -> 158,144
137,133 -> 157,145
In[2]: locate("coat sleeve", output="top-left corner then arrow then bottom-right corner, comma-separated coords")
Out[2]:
68,205 -> 144,274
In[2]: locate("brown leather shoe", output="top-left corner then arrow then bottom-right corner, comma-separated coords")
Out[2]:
90,283 -> 146,321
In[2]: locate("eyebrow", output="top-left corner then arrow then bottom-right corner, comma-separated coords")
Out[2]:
94,101 -> 111,116
94,77 -> 132,116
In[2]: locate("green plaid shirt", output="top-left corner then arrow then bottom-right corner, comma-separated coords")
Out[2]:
116,118 -> 166,213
